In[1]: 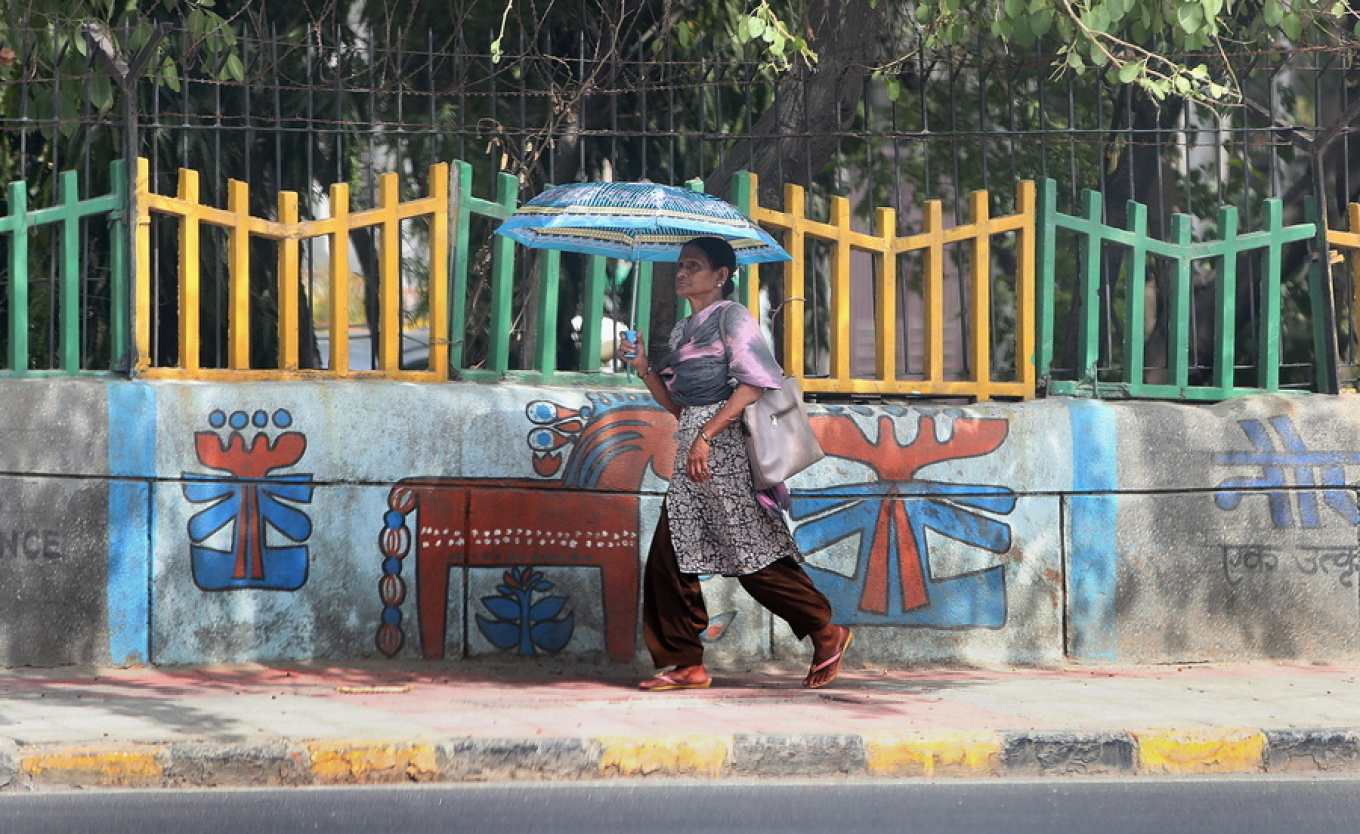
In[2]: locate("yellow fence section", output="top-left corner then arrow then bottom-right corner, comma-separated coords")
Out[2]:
734,173 -> 1036,402
134,157 -> 451,381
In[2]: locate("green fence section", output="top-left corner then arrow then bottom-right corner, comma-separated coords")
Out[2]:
1036,178 -> 1320,401
0,161 -> 127,375
450,161 -> 654,386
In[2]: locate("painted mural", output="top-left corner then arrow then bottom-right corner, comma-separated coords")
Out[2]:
377,391 -> 667,662
1215,415 -> 1360,529
1215,414 -> 1360,589
182,409 -> 314,591
376,393 -> 1018,662
796,407 -> 1015,628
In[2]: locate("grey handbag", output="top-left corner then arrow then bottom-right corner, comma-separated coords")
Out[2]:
743,373 -> 824,490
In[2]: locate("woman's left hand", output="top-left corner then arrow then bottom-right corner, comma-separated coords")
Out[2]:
616,331 -> 648,374
686,433 -> 712,482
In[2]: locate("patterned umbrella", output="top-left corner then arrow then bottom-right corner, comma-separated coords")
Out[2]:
494,181 -> 790,265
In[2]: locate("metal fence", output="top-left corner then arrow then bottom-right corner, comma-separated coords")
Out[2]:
1,16 -> 1357,396
1037,180 -> 1323,399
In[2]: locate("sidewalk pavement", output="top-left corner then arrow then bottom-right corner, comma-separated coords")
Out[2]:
1,659 -> 1359,788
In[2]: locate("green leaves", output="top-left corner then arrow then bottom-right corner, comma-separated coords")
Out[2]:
1176,2 -> 1204,33
732,1 -> 816,71
907,0 -> 1335,106
1282,13 -> 1302,41
1261,0 -> 1284,27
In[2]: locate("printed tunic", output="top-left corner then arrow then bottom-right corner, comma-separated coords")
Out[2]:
654,300 -> 803,576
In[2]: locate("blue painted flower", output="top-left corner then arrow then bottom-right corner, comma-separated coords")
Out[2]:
476,566 -> 575,655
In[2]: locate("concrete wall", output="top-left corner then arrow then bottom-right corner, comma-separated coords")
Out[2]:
1,378 -> 1356,669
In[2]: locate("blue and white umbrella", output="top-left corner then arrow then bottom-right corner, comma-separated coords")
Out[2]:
494,181 -> 790,265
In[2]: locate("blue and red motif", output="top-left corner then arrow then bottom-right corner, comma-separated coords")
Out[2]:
183,409 -> 315,591
1215,416 -> 1360,528
796,412 -> 1014,627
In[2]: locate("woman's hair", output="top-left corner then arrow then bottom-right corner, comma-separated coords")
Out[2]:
686,236 -> 738,297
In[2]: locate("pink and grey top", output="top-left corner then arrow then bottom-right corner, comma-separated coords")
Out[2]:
654,300 -> 784,406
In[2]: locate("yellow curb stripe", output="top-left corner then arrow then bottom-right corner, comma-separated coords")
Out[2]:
22,747 -> 163,786
305,740 -> 439,783
1134,729 -> 1266,774
597,735 -> 729,778
864,732 -> 1003,777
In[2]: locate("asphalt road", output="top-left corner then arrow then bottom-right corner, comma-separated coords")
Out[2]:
3,777 -> 1357,833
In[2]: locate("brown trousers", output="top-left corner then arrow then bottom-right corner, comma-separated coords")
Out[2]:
642,505 -> 834,668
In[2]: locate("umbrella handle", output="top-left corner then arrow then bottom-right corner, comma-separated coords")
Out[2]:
628,260 -> 641,378
771,296 -> 805,326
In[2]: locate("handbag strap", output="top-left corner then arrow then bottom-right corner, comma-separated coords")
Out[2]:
717,299 -> 789,378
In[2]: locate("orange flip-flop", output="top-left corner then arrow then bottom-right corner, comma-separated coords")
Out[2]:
639,671 -> 712,692
803,627 -> 853,689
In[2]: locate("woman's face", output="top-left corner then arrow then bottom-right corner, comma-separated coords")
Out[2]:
675,243 -> 727,302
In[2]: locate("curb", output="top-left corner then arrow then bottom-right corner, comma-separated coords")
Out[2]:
8,729 -> 1360,788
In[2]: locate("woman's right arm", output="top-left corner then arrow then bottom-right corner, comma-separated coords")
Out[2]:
619,333 -> 682,419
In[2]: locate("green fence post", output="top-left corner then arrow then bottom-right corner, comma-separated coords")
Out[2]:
1076,190 -> 1104,385
1035,179 -> 1057,379
487,171 -> 519,375
578,255 -> 607,371
449,161 -> 472,372
726,173 -> 753,309
56,170 -> 81,373
1212,205 -> 1239,394
533,247 -> 562,376
108,160 -> 128,372
1168,213 -> 1194,391
7,181 -> 28,373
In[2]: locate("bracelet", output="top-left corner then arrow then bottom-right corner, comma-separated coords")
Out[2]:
698,430 -> 712,444
640,365 -> 654,379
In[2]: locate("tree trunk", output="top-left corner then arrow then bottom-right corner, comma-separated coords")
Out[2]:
704,0 -> 894,363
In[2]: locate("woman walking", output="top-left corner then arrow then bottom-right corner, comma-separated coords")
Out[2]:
619,236 -> 852,691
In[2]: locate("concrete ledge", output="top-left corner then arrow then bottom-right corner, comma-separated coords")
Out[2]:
163,742 -> 312,787
596,734 -> 729,778
20,745 -> 165,788
1264,729 -> 1360,773
0,738 -> 17,788
1132,728 -> 1266,775
1003,732 -> 1136,776
865,731 -> 1002,777
9,729 -> 1360,787
303,739 -> 440,784
729,733 -> 867,777
439,738 -> 603,781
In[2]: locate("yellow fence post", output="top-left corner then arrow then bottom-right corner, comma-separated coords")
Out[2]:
1015,180 -> 1037,397
177,168 -> 201,373
875,206 -> 897,384
377,172 -> 401,372
967,190 -> 993,400
327,181 -> 351,375
920,199 -> 945,388
277,190 -> 300,371
227,178 -> 251,370
828,196 -> 853,385
781,182 -> 808,377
